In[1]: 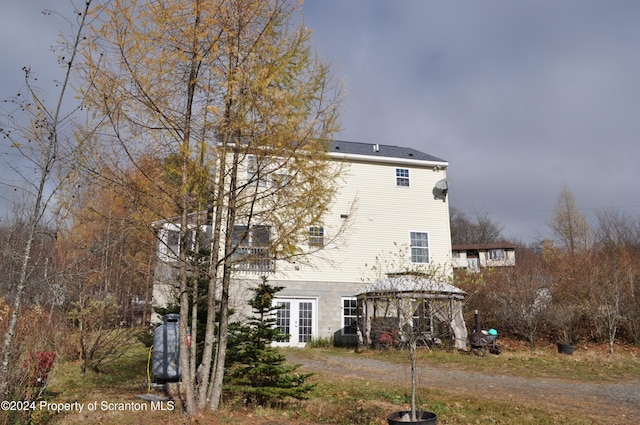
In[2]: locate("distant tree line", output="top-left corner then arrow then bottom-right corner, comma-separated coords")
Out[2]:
450,207 -> 505,245
453,185 -> 640,353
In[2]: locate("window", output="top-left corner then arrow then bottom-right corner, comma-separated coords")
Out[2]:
232,225 -> 249,247
308,226 -> 324,248
275,301 -> 291,342
410,232 -> 429,263
342,298 -> 358,335
298,302 -> 313,343
246,155 -> 266,187
396,168 -> 410,187
489,249 -> 506,261
160,225 -> 206,262
166,229 -> 180,259
231,225 -> 274,272
252,225 -> 270,247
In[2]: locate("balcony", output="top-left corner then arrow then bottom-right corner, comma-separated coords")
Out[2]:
232,246 -> 275,273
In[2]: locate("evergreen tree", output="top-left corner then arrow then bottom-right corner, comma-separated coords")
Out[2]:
226,278 -> 314,405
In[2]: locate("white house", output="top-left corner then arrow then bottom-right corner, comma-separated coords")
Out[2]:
152,140 -> 456,347
451,243 -> 516,272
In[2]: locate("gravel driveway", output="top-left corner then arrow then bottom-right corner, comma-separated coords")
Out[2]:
286,352 -> 640,424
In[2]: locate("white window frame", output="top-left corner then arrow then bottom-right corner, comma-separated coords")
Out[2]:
159,225 -> 180,262
342,297 -> 358,336
409,231 -> 430,264
395,168 -> 410,187
308,226 -> 325,248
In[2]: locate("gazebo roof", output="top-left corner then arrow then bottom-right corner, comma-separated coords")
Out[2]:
358,275 -> 466,300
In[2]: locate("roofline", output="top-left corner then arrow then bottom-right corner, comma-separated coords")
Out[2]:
452,243 -> 516,251
327,151 -> 449,168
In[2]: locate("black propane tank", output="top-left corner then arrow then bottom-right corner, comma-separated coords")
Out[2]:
151,314 -> 181,383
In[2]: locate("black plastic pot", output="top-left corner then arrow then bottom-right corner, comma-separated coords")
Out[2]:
387,411 -> 437,424
557,342 -> 575,355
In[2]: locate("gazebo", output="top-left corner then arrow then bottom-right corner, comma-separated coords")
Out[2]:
356,273 -> 468,351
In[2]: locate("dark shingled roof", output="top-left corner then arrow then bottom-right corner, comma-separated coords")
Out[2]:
328,140 -> 447,163
452,243 -> 517,251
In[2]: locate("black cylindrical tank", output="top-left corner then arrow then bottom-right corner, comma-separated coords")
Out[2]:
152,314 -> 181,383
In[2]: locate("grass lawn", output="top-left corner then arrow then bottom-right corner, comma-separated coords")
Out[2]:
9,338 -> 639,425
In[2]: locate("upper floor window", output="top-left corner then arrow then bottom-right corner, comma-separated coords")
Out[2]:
396,168 -> 410,187
308,226 -> 325,248
159,225 -> 211,262
246,155 -> 266,187
410,231 -> 429,263
488,249 -> 506,261
166,229 -> 180,260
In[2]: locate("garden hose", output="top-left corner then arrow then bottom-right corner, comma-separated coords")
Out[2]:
147,345 -> 153,393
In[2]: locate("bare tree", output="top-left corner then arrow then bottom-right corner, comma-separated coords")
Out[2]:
0,211 -> 57,309
591,210 -> 640,354
450,207 -> 504,245
361,246 -> 461,422
586,244 -> 627,354
493,249 -> 551,350
595,209 -> 640,248
0,1 -> 94,397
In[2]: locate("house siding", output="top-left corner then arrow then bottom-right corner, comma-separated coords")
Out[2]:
277,158 -> 452,283
152,141 -> 453,346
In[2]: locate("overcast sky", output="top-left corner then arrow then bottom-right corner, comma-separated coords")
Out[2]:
303,0 -> 640,244
2,1 -> 640,244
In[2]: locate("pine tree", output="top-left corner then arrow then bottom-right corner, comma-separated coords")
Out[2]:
226,278 -> 314,405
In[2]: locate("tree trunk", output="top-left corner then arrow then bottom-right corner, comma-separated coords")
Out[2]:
177,1 -> 203,414
409,340 -> 417,422
0,1 -> 93,396
208,146 -> 240,410
208,269 -> 231,410
196,147 -> 227,409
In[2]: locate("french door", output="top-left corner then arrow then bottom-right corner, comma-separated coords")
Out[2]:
272,298 -> 317,347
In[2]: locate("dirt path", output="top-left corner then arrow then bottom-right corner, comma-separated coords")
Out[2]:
286,352 -> 640,424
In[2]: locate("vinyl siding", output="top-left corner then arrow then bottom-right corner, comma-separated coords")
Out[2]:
275,157 -> 452,283
152,144 -> 454,341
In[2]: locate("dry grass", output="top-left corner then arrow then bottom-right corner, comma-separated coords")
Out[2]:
16,338 -> 640,425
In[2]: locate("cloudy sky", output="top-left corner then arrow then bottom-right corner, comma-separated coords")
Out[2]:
2,1 -> 640,244
303,0 -> 640,244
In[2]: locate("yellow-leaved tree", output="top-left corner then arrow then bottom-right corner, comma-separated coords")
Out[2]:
78,0 -> 343,414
